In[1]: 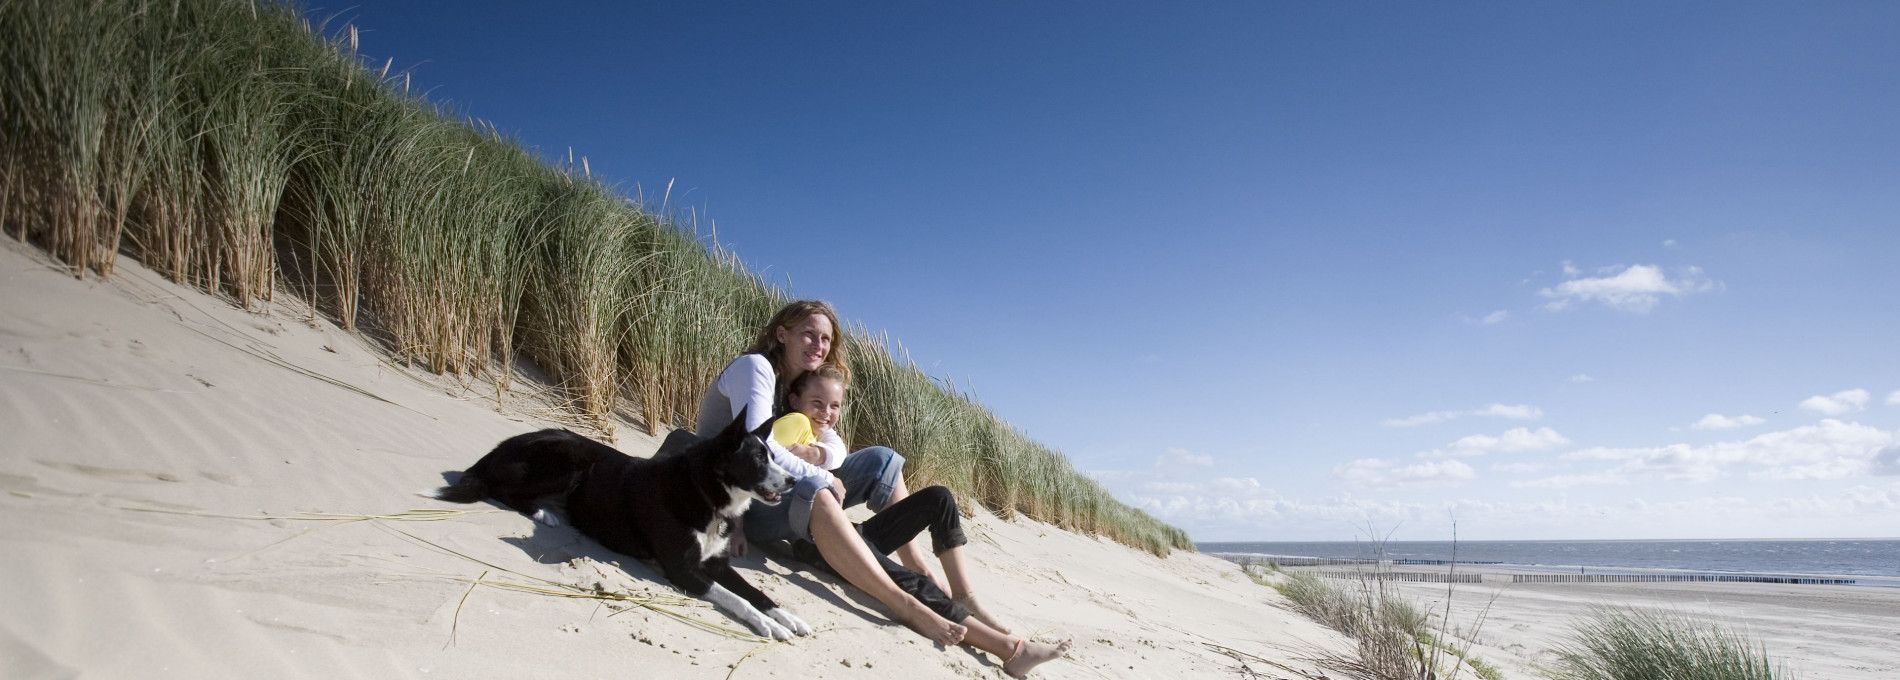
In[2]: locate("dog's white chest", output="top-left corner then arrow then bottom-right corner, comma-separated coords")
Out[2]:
695,517 -> 731,563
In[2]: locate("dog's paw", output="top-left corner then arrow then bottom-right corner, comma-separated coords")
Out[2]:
766,608 -> 813,636
746,612 -> 793,641
529,508 -> 563,527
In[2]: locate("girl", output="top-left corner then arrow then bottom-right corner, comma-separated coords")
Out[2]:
694,300 -> 962,645
772,366 -> 1071,678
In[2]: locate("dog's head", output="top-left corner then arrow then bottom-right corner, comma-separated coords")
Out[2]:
701,408 -> 794,507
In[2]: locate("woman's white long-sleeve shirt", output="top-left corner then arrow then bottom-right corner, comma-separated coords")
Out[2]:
694,354 -> 833,484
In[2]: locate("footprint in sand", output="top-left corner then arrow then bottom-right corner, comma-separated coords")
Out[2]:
0,472 -> 80,498
37,460 -> 182,483
33,460 -> 245,486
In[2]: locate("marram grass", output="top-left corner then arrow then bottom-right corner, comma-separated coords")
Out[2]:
1548,606 -> 1796,680
0,0 -> 1191,555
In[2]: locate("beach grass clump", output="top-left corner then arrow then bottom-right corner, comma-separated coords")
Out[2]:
1469,656 -> 1504,680
1547,606 -> 1795,680
0,0 -> 1191,556
1269,568 -> 1493,680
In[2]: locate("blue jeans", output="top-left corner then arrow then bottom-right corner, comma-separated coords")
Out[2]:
744,446 -> 905,542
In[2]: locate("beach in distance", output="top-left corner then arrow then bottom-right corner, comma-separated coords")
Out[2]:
1201,538 -> 1900,582
1207,540 -> 1900,679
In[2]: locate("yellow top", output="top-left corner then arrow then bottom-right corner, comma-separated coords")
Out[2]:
771,412 -> 816,448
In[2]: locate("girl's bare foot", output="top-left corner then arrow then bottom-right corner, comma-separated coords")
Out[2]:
954,594 -> 1011,635
1003,638 -> 1071,678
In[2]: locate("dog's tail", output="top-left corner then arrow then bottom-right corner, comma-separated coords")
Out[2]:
426,474 -> 488,504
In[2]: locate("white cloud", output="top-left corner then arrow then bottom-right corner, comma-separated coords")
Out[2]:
1800,389 -> 1870,416
1336,458 -> 1475,488
1663,239 -> 1678,248
1436,427 -> 1571,457
1561,260 -> 1580,277
1383,403 -> 1542,428
1874,446 -> 1900,476
1382,410 -> 1462,428
1562,419 -> 1895,482
1538,263 -> 1718,313
1491,461 -> 1546,474
1156,447 -> 1214,468
1568,374 -> 1595,383
1692,413 -> 1765,431
1122,479 -> 1900,541
1210,477 -> 1263,494
1124,486 -> 1900,543
1476,403 -> 1543,420
1513,472 -> 1629,489
1887,390 -> 1900,406
1480,310 -> 1509,325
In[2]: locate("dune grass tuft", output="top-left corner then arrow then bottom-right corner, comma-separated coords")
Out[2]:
1547,606 -> 1795,680
1264,560 -> 1495,680
1,0 -> 1189,555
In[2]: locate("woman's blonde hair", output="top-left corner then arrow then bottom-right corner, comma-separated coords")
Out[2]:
745,299 -> 850,382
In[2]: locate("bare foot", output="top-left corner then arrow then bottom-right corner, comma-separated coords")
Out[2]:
902,608 -> 966,646
1003,638 -> 1071,678
954,594 -> 1011,635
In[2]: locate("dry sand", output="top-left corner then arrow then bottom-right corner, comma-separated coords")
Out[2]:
0,239 -> 1349,680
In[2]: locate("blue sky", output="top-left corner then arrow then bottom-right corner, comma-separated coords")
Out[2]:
328,2 -> 1900,541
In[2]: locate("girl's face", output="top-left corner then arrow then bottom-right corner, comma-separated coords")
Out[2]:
793,378 -> 845,429
775,313 -> 834,374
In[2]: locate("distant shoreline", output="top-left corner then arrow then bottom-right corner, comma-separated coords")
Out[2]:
1199,538 -> 1900,583
1207,550 -> 1900,587
1199,536 -> 1900,544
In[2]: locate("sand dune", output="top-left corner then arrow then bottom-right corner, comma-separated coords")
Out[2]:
0,239 -> 1348,679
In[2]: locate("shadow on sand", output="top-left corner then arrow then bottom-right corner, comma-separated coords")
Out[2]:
432,469 -> 908,635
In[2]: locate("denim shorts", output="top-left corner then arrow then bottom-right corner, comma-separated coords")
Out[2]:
743,446 -> 905,542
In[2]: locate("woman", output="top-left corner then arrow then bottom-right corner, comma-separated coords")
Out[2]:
696,301 -> 1070,678
694,300 -> 965,645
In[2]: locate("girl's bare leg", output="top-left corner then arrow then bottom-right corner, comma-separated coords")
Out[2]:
939,545 -> 1010,634
959,617 -> 1070,679
810,488 -> 965,645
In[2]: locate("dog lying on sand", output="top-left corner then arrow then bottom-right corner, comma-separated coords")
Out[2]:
432,411 -> 812,640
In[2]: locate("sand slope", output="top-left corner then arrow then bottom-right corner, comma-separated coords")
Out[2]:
0,239 -> 1347,679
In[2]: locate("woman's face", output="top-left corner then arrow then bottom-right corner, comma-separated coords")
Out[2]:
775,313 -> 833,374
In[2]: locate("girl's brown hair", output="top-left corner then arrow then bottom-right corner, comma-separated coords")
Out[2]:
786,363 -> 849,402
745,299 -> 850,382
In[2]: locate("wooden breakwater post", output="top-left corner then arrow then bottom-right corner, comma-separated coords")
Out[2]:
1221,554 -> 1382,569
1509,573 -> 1856,585
1310,570 -> 1485,584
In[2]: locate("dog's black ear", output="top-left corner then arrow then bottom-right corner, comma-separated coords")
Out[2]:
750,413 -> 777,441
715,408 -> 752,443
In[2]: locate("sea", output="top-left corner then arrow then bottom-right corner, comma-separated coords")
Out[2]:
1197,538 -> 1900,587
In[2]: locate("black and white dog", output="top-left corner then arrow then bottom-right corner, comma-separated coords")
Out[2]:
432,411 -> 812,640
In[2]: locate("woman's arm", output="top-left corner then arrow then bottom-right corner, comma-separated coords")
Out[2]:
717,355 -> 832,483
717,354 -> 778,431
